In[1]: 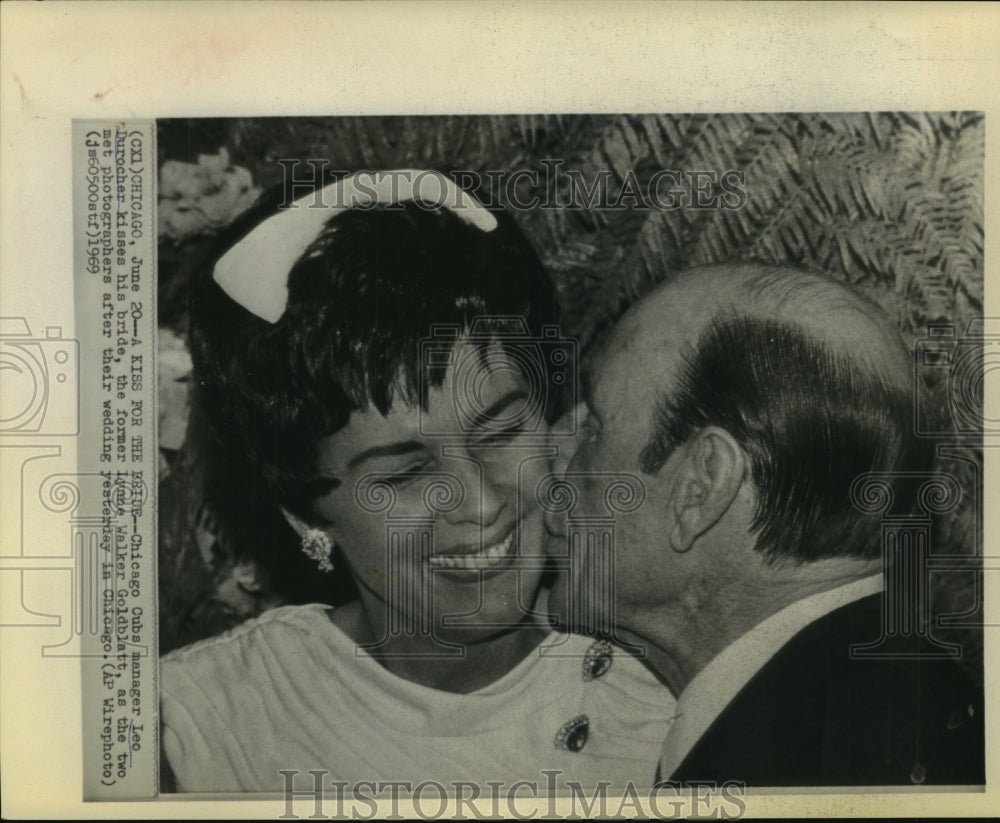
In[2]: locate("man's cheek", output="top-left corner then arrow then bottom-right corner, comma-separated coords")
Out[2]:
549,404 -> 586,475
543,504 -> 567,541
542,521 -> 567,560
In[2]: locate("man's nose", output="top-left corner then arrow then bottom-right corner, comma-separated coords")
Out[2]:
549,402 -> 586,478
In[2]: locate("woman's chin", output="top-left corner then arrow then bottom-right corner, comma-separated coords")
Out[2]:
429,566 -> 546,635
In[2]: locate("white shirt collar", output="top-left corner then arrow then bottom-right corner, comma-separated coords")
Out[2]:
658,573 -> 883,780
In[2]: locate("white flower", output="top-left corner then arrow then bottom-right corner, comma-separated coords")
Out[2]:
158,148 -> 260,242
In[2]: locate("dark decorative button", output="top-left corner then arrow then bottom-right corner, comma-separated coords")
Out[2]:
555,714 -> 590,752
582,639 -> 614,681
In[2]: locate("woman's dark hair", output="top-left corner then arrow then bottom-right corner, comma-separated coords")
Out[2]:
190,174 -> 560,519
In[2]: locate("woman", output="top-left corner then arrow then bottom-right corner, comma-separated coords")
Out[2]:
160,169 -> 675,793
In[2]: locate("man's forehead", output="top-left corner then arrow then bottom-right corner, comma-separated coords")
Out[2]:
589,316 -> 675,412
585,277 -> 726,417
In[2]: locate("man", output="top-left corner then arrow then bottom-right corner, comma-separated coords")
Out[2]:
546,263 -> 984,787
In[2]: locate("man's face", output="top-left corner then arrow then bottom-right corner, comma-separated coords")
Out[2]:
545,311 -> 685,632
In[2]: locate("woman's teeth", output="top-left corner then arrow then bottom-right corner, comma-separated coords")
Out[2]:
428,532 -> 516,570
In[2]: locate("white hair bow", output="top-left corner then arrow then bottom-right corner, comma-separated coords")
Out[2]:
213,169 -> 497,323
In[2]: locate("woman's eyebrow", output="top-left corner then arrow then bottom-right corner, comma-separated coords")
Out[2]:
310,476 -> 342,495
468,389 -> 530,429
347,440 -> 424,469
344,390 -> 529,469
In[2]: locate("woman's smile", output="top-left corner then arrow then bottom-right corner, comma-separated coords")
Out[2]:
428,524 -> 520,574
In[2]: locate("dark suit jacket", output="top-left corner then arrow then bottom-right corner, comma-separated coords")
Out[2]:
667,594 -> 984,787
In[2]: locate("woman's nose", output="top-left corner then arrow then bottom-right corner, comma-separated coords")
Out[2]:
441,453 -> 506,529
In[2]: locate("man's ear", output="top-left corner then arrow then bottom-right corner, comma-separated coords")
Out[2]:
668,427 -> 747,553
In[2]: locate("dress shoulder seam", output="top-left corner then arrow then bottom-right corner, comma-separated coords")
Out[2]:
161,603 -> 329,662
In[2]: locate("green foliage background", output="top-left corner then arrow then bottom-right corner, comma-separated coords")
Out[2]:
157,114 -> 985,685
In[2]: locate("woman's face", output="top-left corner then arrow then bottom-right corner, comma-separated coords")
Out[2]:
310,340 -> 552,650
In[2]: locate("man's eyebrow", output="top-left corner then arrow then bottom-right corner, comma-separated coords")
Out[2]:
468,389 -> 530,430
346,440 -> 424,469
